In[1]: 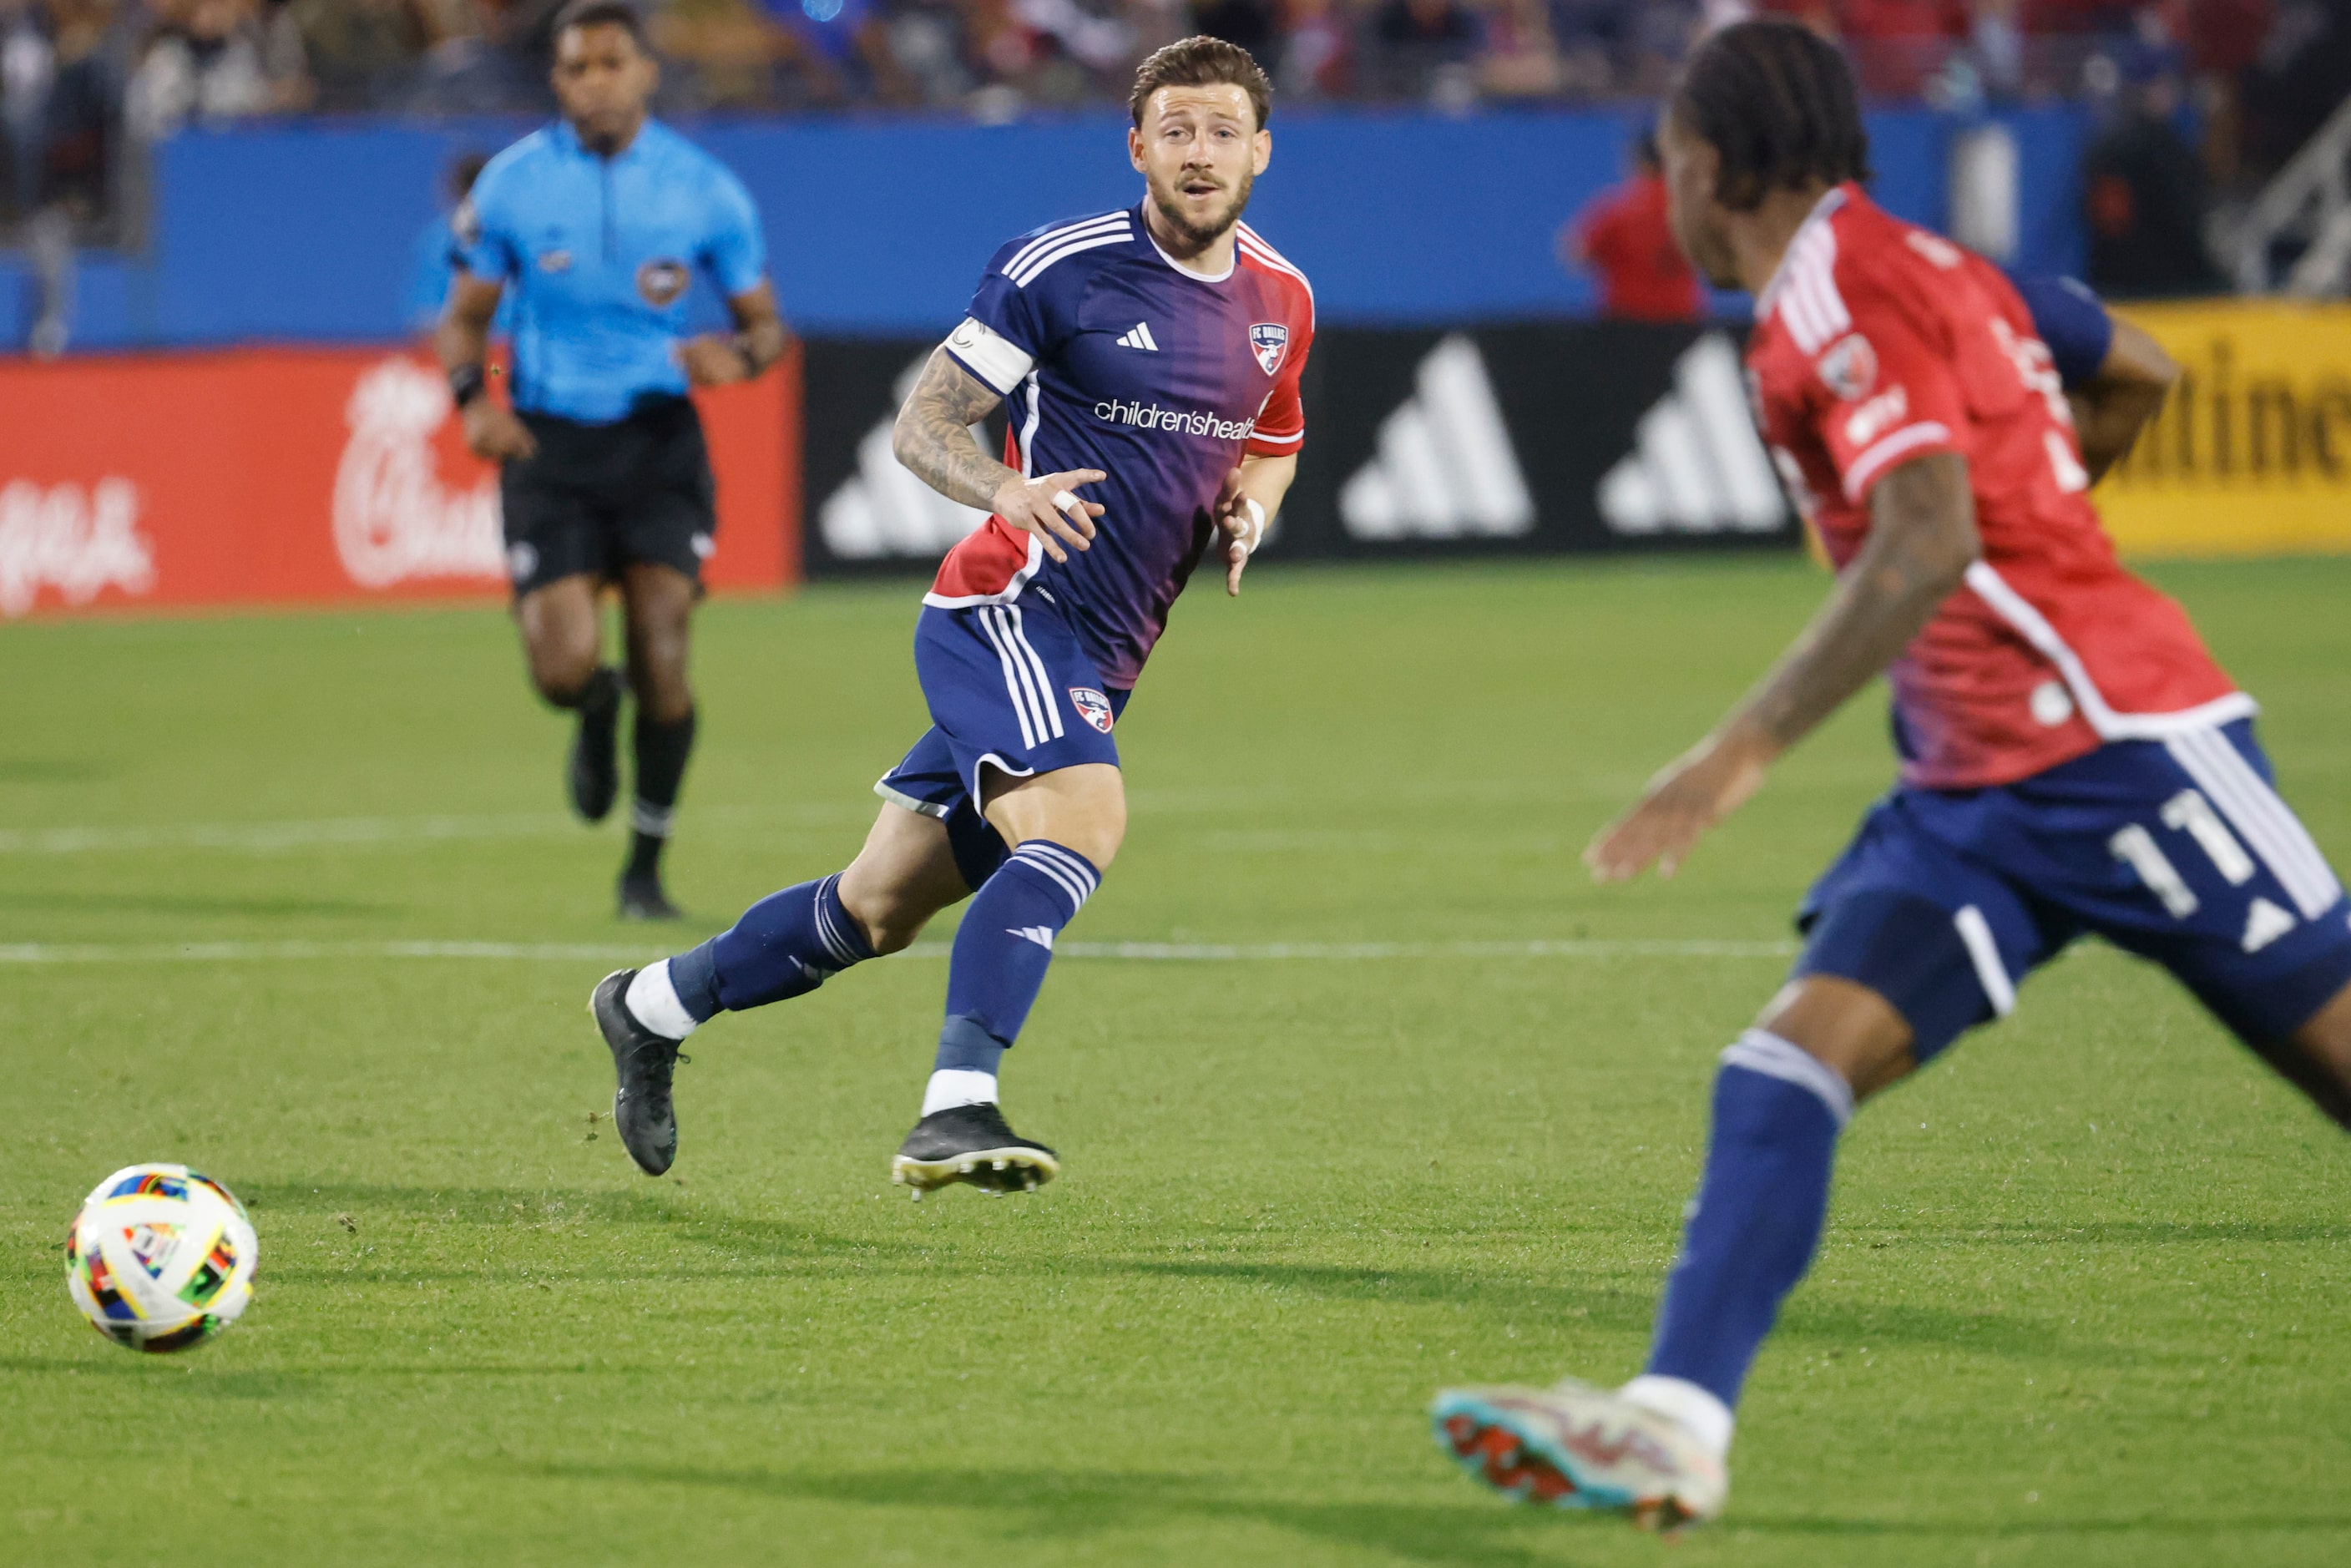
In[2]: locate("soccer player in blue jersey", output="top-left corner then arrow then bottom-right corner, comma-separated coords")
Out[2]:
588,37 -> 1318,1193
438,0 -> 786,920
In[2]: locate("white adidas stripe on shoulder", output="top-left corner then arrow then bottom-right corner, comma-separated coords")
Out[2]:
1776,224 -> 1850,354
1009,215 -> 1135,288
1002,212 -> 1129,279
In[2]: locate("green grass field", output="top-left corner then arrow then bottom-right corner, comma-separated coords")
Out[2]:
3,555 -> 2348,1566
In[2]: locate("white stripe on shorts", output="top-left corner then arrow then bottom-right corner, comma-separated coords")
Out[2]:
1952,904 -> 2018,1017
973,608 -> 1039,750
1004,605 -> 1064,740
2166,728 -> 2341,919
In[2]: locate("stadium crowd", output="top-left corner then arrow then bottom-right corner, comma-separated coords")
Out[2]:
0,0 -> 2346,270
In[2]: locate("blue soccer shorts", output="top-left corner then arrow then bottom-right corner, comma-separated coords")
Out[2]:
1796,719 -> 2351,1060
874,597 -> 1129,890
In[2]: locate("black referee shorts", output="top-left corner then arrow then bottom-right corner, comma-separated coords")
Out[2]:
501,398 -> 717,599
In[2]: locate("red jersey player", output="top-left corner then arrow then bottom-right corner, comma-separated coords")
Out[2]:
1433,22 -> 2351,1529
1560,129 -> 1706,322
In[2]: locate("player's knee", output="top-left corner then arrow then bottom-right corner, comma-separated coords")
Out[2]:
837,878 -> 930,955
528,645 -> 602,707
1754,976 -> 1915,1102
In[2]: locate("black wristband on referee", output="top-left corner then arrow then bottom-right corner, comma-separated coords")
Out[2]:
448,363 -> 488,408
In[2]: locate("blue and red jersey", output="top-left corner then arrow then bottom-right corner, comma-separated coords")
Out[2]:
929,205 -> 1316,690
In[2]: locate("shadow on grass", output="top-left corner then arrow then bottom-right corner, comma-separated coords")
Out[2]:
239,1179 -> 923,1277
1099,1257 -> 2103,1365
1908,1220 -> 2351,1248
521,1460 -> 2351,1557
0,759 -> 107,783
519,1461 -> 1590,1567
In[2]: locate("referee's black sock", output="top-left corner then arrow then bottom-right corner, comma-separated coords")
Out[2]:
625,706 -> 697,880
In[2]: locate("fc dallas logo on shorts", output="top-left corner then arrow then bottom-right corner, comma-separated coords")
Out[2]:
637,258 -> 690,307
1069,687 -> 1115,734
1249,322 -> 1288,376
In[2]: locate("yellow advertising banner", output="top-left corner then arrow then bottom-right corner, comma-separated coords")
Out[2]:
2097,301 -> 2351,558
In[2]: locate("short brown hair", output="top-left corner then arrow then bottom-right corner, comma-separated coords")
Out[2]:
1129,36 -> 1272,131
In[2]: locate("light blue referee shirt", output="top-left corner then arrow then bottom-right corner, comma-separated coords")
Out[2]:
456,119 -> 766,425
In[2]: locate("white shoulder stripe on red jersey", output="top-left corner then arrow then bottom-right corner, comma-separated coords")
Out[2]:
1777,225 -> 1850,354
1842,421 -> 1951,502
1236,225 -> 1315,325
1003,212 -> 1128,280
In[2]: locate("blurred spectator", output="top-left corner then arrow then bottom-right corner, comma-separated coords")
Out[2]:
1479,0 -> 1566,98
2081,51 -> 2223,296
404,144 -> 486,333
1560,126 -> 1706,319
390,0 -> 537,117
288,0 -> 422,112
128,0 -> 306,139
7,0 -> 130,352
1277,0 -> 1352,99
1367,0 -> 1480,101
1191,0 -> 1279,58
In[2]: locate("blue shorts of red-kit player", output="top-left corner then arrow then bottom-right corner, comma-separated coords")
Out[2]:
1796,718 -> 2351,1060
875,595 -> 1130,891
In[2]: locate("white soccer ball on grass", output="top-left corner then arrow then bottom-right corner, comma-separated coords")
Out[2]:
64,1163 -> 258,1353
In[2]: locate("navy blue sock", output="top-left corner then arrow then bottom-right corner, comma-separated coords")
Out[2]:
1644,1029 -> 1852,1409
934,840 -> 1100,1075
668,872 -> 873,1019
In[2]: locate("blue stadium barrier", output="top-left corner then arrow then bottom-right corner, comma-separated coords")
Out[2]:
4,103 -> 2091,349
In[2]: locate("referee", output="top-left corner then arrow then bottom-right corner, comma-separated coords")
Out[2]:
437,0 -> 786,920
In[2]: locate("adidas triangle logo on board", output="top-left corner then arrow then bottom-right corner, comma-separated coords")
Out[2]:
819,354 -> 991,560
1116,322 -> 1160,351
1598,333 -> 1788,537
1339,334 -> 1534,540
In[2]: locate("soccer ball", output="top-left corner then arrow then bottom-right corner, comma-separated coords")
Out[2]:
64,1164 -> 258,1353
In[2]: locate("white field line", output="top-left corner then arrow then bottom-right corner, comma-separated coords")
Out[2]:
0,937 -> 1794,966
0,806 -> 869,857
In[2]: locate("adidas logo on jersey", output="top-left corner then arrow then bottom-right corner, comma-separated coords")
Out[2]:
1598,333 -> 1789,538
819,353 -> 990,560
1339,335 -> 1534,541
1115,322 -> 1160,352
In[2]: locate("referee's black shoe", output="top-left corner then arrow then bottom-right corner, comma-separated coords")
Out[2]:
891,1103 -> 1059,1199
590,969 -> 687,1176
567,667 -> 624,823
616,870 -> 683,922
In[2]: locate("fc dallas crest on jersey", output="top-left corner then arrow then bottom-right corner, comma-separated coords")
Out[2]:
1250,322 -> 1288,376
1069,687 -> 1115,734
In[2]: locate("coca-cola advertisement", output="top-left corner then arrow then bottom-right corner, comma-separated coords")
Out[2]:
0,347 -> 800,619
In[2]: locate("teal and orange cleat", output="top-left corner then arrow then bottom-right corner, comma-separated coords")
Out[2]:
1429,1378 -> 1727,1530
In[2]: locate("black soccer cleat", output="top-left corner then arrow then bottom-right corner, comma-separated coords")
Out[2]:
891,1103 -> 1059,1200
616,871 -> 683,922
589,969 -> 688,1176
567,669 -> 623,823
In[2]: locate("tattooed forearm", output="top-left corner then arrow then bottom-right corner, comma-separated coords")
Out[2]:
892,348 -> 1015,510
1727,451 -> 1980,755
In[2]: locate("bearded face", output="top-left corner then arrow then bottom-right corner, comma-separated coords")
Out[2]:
1129,83 -> 1272,255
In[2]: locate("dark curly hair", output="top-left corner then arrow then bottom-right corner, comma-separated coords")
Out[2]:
1670,21 -> 1871,212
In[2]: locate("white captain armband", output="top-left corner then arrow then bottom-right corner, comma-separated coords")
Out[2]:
943,316 -> 1035,396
